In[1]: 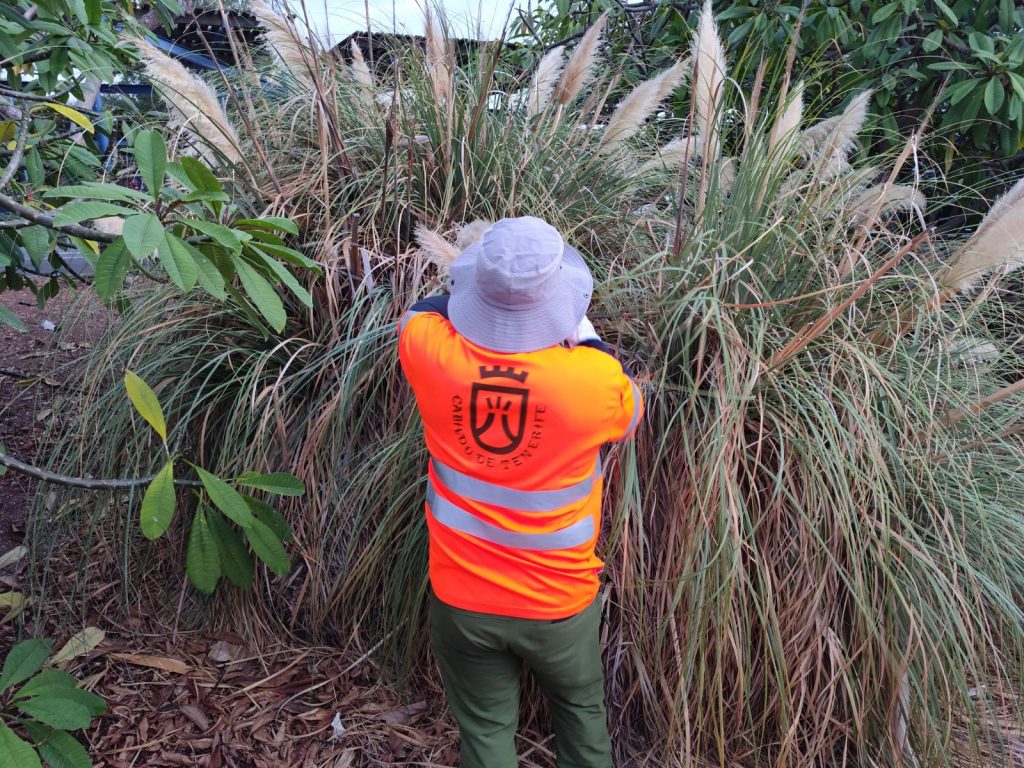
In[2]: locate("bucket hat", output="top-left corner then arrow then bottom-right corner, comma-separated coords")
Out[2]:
448,217 -> 593,353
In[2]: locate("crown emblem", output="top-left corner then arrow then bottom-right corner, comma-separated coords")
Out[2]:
478,365 -> 528,383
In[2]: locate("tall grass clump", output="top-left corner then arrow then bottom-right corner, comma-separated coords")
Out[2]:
29,3 -> 1024,765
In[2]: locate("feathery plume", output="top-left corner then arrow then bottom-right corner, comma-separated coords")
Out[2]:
552,12 -> 607,107
92,216 -> 124,237
415,224 -> 459,268
847,184 -> 925,227
599,60 -> 686,153
129,36 -> 241,164
457,219 -> 491,251
424,5 -> 453,105
941,177 -> 1024,292
350,41 -> 374,89
718,156 -> 736,195
691,0 -> 726,159
804,90 -> 871,181
251,0 -> 312,85
768,80 -> 803,152
527,46 -> 565,117
642,134 -> 702,172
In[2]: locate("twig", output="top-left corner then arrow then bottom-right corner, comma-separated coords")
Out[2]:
0,451 -> 203,489
0,190 -> 118,243
0,108 -> 31,189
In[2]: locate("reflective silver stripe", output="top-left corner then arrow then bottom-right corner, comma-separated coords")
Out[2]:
430,457 -> 600,512
623,380 -> 642,438
399,310 -> 423,334
426,480 -> 595,551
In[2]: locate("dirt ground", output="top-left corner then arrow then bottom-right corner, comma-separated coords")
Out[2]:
0,285 -> 111,555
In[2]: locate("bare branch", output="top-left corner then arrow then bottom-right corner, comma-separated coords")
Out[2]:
0,190 -> 118,243
0,108 -> 32,190
0,451 -> 203,490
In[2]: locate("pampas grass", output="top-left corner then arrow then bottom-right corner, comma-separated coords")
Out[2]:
350,41 -> 374,89
414,223 -> 459,267
769,80 -> 803,151
552,12 -> 607,107
691,0 -> 726,160
803,90 -> 871,181
941,177 -> 1024,291
599,60 -> 686,153
251,0 -> 313,86
527,45 -> 565,117
129,36 -> 241,165
424,5 -> 453,105
643,133 -> 702,171
457,219 -> 491,250
847,183 -> 925,227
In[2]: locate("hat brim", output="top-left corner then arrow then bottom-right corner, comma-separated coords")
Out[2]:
448,242 -> 593,353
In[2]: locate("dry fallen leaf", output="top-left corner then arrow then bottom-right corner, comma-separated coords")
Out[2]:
376,701 -> 427,726
50,626 -> 106,666
208,639 -> 246,664
0,545 -> 27,571
179,703 -> 211,730
108,652 -> 191,674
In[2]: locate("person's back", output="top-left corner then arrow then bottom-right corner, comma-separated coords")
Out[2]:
398,217 -> 642,767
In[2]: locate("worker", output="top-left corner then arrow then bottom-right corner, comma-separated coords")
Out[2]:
397,216 -> 643,768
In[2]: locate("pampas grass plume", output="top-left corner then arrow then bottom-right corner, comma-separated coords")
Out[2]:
528,46 -> 565,117
599,60 -> 686,153
552,12 -> 607,107
425,5 -> 453,105
129,36 -> 241,164
769,80 -> 803,151
457,220 -> 491,251
350,41 -> 374,89
847,184 -> 925,227
642,134 -> 702,171
251,0 -> 312,86
415,224 -> 459,267
942,177 -> 1024,292
804,90 -> 871,180
692,0 -> 726,159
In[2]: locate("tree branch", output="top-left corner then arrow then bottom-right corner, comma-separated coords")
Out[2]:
0,451 -> 203,489
0,109 -> 32,190
0,190 -> 118,243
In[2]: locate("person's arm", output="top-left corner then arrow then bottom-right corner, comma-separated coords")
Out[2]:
570,315 -> 634,378
398,294 -> 450,336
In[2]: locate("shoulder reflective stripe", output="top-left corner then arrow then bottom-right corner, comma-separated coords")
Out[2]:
426,481 -> 595,551
430,457 -> 600,512
624,380 -> 642,438
399,310 -> 423,334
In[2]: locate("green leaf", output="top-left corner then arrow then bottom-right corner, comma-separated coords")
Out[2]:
236,472 -> 305,497
16,696 -> 93,731
36,729 -> 90,768
984,77 -> 1006,114
192,250 -> 227,300
922,29 -> 943,53
42,183 -> 150,203
206,508 -> 253,589
121,214 -> 164,260
186,508 -> 221,595
37,102 -> 93,134
26,148 -> 44,187
236,217 -> 299,236
932,0 -> 958,24
0,639 -> 52,692
134,129 -> 167,198
0,304 -> 26,332
248,242 -> 323,274
13,669 -> 78,700
870,3 -> 900,23
242,495 -> 292,543
946,79 -> 980,106
94,238 -> 131,301
140,460 -> 175,540
234,259 -> 286,332
196,467 -> 255,528
19,226 -> 52,269
52,201 -> 129,227
187,220 -> 245,253
245,519 -> 290,577
123,370 -> 167,441
250,252 -> 312,307
0,721 -> 40,768
157,233 -> 198,292
178,156 -> 222,193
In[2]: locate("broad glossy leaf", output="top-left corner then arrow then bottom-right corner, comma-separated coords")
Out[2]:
123,371 -> 167,441
242,495 -> 292,543
94,238 -> 131,300
19,226 -> 52,268
248,242 -> 323,274
178,156 -> 222,193
236,217 -> 298,235
0,722 -> 40,768
37,102 -> 93,134
250,251 -> 312,307
13,669 -> 78,699
0,638 -> 51,692
196,467 -> 255,528
121,213 -> 164,260
236,472 -> 305,496
140,460 -> 175,540
192,249 -> 227,300
37,729 -> 90,768
42,183 -> 150,203
245,519 -> 290,577
234,259 -> 286,332
52,201 -> 129,227
186,509 -> 221,595
984,77 -> 1006,114
16,696 -> 93,731
134,130 -> 167,198
206,508 -> 253,589
188,220 -> 245,253
157,233 -> 198,292
0,304 -> 26,332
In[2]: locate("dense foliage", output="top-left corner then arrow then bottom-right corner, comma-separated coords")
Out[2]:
514,0 -> 1024,212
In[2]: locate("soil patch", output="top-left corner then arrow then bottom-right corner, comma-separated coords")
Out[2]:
0,285 -> 111,555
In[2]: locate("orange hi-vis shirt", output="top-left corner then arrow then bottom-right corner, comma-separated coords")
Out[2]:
397,298 -> 643,620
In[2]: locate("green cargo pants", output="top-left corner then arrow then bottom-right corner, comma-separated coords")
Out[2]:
430,593 -> 612,768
